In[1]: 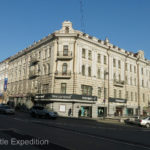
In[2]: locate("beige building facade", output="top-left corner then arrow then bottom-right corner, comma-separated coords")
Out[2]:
0,58 -> 9,103
5,21 -> 150,118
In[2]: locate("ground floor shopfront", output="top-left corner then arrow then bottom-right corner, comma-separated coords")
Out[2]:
7,95 -> 148,118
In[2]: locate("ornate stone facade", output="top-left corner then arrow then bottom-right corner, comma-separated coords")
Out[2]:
2,21 -> 150,118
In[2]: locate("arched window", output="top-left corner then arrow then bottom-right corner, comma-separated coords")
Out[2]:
82,65 -> 85,76
62,63 -> 67,75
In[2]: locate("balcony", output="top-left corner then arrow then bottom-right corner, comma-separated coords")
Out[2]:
29,70 -> 39,79
57,51 -> 72,60
55,71 -> 71,79
30,57 -> 39,66
113,80 -> 124,87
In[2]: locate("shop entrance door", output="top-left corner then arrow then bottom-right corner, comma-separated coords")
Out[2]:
116,107 -> 123,116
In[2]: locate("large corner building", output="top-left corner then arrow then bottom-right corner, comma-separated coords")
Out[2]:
5,21 -> 150,118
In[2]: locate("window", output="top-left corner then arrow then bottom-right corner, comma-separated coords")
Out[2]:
126,91 -> 128,100
104,88 -> 107,99
141,68 -> 143,75
125,63 -> 128,71
42,84 -> 49,93
88,67 -> 91,77
134,78 -> 136,86
98,87 -> 102,98
130,64 -> 132,72
131,92 -> 133,101
88,50 -> 92,60
82,65 -> 85,76
113,59 -> 116,67
65,26 -> 69,33
142,79 -> 144,87
82,48 -> 86,58
135,92 -> 137,102
113,73 -> 116,80
134,66 -> 136,73
62,63 -> 67,74
143,93 -> 145,102
49,47 -> 51,57
118,60 -> 121,69
97,54 -> 101,63
130,77 -> 132,85
45,49 -> 47,58
39,51 -> 41,59
114,89 -> 117,98
81,85 -> 93,96
119,74 -> 121,82
125,76 -> 128,84
119,90 -> 121,98
97,68 -> 100,79
61,83 -> 67,94
63,45 -> 68,56
104,56 -> 107,64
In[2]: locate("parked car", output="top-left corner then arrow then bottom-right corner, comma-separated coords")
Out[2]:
139,116 -> 150,128
30,106 -> 58,119
124,116 -> 140,125
0,105 -> 15,114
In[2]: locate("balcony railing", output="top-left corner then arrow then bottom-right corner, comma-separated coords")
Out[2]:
55,71 -> 71,79
29,70 -> 39,79
57,51 -> 72,60
30,57 -> 39,66
113,80 -> 124,87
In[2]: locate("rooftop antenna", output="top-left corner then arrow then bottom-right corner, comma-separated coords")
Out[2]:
80,0 -> 85,32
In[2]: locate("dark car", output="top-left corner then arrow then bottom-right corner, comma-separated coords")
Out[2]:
0,105 -> 15,114
30,106 -> 58,119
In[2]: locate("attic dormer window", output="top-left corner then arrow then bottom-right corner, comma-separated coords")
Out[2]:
65,26 -> 69,33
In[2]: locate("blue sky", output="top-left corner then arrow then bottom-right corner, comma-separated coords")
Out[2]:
0,0 -> 150,61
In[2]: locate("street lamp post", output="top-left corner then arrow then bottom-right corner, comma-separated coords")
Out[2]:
104,71 -> 109,119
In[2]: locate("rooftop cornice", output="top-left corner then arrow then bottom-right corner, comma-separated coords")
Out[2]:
9,33 -> 55,62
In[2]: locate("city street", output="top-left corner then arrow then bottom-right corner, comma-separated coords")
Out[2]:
0,112 -> 150,150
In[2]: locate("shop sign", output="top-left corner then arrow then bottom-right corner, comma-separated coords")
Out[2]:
35,94 -> 97,101
109,97 -> 127,103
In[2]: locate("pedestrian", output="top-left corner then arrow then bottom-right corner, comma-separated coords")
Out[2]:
68,108 -> 72,116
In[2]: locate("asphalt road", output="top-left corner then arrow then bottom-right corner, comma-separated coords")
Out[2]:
0,112 -> 150,150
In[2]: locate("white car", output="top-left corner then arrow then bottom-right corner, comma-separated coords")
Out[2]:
139,117 -> 150,128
